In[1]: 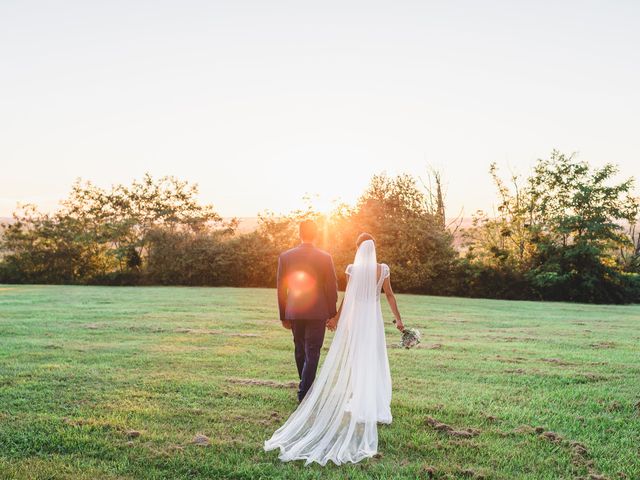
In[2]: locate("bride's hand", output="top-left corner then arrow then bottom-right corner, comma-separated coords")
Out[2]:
395,319 -> 404,332
326,316 -> 338,331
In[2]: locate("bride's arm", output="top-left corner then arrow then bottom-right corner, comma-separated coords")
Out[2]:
327,266 -> 353,331
327,297 -> 344,331
382,276 -> 404,331
326,277 -> 348,331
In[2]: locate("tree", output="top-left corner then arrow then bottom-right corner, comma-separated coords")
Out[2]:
622,203 -> 640,272
0,204 -> 113,283
422,167 -> 447,229
525,151 -> 638,302
463,151 -> 640,303
463,163 -> 537,271
340,174 -> 456,293
62,174 -> 226,272
0,174 -> 229,284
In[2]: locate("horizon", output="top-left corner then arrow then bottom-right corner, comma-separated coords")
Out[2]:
2,1 -> 640,218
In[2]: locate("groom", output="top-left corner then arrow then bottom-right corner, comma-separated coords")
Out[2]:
277,220 -> 338,402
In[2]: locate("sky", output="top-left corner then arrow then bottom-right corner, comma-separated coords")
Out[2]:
1,0 -> 639,219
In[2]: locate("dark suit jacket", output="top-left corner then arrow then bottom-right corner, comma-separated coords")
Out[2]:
277,243 -> 338,322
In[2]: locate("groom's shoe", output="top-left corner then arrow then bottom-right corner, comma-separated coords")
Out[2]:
298,387 -> 309,403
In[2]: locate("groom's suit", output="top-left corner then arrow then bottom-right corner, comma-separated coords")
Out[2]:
277,242 -> 338,402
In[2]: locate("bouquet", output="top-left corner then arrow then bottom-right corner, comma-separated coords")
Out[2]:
400,327 -> 421,349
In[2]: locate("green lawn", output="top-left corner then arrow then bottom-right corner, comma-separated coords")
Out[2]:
0,285 -> 638,479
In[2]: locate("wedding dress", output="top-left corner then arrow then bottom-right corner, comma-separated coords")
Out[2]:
264,240 -> 392,466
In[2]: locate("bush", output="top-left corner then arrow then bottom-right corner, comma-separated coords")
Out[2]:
452,260 -> 533,300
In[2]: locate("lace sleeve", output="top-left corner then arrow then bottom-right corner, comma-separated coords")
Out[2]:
345,264 -> 353,276
382,263 -> 390,280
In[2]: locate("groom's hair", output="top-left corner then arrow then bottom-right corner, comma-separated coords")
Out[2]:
356,233 -> 375,247
299,220 -> 318,242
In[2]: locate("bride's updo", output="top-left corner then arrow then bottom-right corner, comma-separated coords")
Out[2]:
356,233 -> 375,247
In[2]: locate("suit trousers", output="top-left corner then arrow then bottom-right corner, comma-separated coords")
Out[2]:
291,319 -> 326,402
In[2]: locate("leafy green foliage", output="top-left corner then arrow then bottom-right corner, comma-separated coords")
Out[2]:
464,151 -> 640,303
1,154 -> 638,303
0,174 -> 227,285
0,205 -> 114,283
332,174 -> 456,293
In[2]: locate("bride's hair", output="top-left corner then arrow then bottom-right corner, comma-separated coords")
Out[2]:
356,232 -> 375,247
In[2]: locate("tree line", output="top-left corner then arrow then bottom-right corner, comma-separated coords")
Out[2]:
1,151 -> 639,303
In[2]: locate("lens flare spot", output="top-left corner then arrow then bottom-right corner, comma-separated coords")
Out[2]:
288,271 -> 316,294
287,270 -> 318,307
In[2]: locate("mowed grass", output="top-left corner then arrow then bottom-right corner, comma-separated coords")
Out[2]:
0,285 -> 638,480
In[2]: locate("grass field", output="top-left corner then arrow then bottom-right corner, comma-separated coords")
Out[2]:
0,285 -> 638,479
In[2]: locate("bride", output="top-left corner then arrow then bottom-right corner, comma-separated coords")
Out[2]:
264,233 -> 404,466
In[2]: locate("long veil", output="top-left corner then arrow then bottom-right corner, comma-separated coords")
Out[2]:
264,240 -> 385,465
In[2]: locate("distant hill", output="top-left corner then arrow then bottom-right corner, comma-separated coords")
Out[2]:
0,217 -> 14,227
226,217 -> 260,234
2,215 -> 635,251
226,216 -> 475,248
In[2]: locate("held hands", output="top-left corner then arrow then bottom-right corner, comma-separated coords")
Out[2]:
326,316 -> 338,331
281,320 -> 292,330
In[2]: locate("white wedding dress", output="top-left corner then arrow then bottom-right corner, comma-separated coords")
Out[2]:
264,240 -> 392,466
